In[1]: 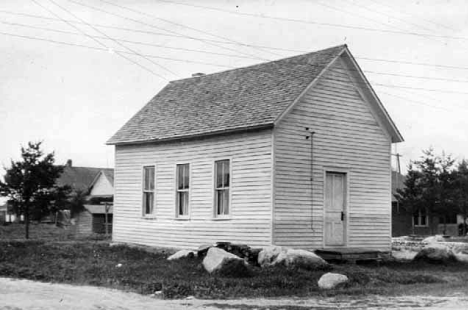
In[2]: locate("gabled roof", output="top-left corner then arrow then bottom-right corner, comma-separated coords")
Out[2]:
56,166 -> 114,192
89,169 -> 115,190
108,45 -> 403,145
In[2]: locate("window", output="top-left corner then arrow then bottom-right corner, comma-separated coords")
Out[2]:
176,164 -> 190,217
142,166 -> 155,215
214,159 -> 230,216
413,207 -> 428,227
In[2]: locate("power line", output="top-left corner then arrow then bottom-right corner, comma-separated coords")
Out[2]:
378,91 -> 452,112
155,0 -> 468,41
356,57 -> 468,71
369,0 -> 458,33
4,27 -> 468,96
342,0 -> 468,52
0,20 -> 256,59
0,31 -> 234,68
325,76 -> 468,95
363,70 -> 468,84
47,0 -> 178,77
3,9 -> 468,72
67,0 -> 272,63
98,0 -> 282,58
342,0 -> 438,36
30,0 -> 168,80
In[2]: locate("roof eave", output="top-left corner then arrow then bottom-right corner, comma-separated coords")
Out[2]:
106,123 -> 275,146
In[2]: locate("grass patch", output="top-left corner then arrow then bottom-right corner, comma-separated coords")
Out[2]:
1,224 -> 467,299
1,239 -> 467,299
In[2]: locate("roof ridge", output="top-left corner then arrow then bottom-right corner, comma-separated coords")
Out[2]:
170,44 -> 347,83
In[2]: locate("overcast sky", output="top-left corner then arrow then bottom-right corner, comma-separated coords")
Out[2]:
1,0 -> 467,176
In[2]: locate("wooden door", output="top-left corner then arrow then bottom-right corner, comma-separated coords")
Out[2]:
324,172 -> 346,246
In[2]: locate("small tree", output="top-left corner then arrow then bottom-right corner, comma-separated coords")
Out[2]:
0,142 -> 69,238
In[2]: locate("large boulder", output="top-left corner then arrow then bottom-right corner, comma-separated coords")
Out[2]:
167,250 -> 195,261
202,247 -> 249,276
454,252 -> 468,263
197,243 -> 214,258
276,249 -> 327,269
414,243 -> 456,264
422,235 -> 445,244
258,246 -> 284,267
318,272 -> 349,289
258,246 -> 327,269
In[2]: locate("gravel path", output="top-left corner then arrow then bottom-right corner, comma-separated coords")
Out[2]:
1,277 -> 468,310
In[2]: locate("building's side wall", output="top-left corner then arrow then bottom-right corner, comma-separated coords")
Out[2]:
90,173 -> 114,197
274,57 -> 392,251
113,130 -> 273,249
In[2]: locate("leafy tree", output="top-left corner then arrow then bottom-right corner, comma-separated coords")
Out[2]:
0,142 -> 69,238
397,148 -> 456,234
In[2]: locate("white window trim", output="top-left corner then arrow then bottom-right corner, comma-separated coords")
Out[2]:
175,162 -> 191,220
413,208 -> 429,227
142,164 -> 156,218
212,158 -> 232,220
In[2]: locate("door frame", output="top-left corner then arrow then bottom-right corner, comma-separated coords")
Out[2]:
322,167 -> 350,248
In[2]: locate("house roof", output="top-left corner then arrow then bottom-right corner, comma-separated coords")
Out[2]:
83,204 -> 113,214
56,166 -> 114,192
89,169 -> 115,190
108,44 -> 403,145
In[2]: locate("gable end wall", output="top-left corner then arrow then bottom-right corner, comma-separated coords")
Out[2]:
273,57 -> 392,251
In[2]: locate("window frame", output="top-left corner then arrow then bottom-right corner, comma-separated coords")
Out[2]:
142,165 -> 156,217
413,207 -> 429,227
213,159 -> 232,219
175,163 -> 191,219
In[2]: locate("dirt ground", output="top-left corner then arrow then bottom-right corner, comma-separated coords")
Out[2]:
1,277 -> 468,310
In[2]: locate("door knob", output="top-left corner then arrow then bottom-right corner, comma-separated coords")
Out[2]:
341,211 -> 345,221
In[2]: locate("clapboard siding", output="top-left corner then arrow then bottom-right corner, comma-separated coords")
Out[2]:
273,56 -> 392,251
113,129 -> 273,249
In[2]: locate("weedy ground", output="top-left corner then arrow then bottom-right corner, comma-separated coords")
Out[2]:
0,223 -> 467,299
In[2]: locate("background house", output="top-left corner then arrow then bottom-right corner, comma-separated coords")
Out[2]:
391,171 -> 465,236
56,160 -> 114,235
108,45 -> 403,252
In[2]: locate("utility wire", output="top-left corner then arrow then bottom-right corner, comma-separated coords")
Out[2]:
362,70 -> 468,84
155,0 -> 468,41
67,0 -> 273,62
369,0 -> 458,33
0,20 -> 258,59
0,31 -> 233,68
378,91 -> 452,112
4,27 -> 468,96
98,0 -> 282,58
30,0 -> 169,80
343,0 -> 438,36
3,9 -> 468,72
47,0 -> 178,77
8,18 -> 468,83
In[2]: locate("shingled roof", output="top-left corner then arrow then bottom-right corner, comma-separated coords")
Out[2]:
107,45 -> 347,145
56,165 -> 114,193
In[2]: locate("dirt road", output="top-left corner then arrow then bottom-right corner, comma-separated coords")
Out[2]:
1,277 -> 467,310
